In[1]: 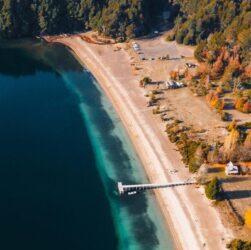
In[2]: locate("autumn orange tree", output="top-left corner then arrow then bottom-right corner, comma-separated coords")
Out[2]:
245,208 -> 251,228
170,70 -> 178,80
211,55 -> 224,79
243,102 -> 251,113
207,91 -> 224,110
235,97 -> 251,113
244,62 -> 251,78
235,98 -> 245,111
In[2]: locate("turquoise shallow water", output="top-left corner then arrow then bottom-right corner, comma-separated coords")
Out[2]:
0,42 -> 174,250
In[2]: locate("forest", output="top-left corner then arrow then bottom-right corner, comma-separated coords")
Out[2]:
170,0 -> 251,116
1,1 -> 250,48
0,0 -> 250,88
170,0 -> 251,89
0,0 -> 167,39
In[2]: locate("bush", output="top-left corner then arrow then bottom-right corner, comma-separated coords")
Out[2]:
205,177 -> 221,200
189,158 -> 200,173
226,239 -> 251,250
150,93 -> 156,102
141,77 -> 152,85
152,106 -> 160,114
166,33 -> 175,41
227,121 -> 237,131
243,102 -> 251,113
221,112 -> 230,121
194,40 -> 207,62
245,208 -> 251,228
180,140 -> 200,165
175,28 -> 188,44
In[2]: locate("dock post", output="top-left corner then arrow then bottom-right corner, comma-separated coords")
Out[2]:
118,182 -> 124,195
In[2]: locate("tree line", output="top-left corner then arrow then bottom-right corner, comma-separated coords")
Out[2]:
171,0 -> 251,86
0,0 -> 167,39
0,0 -> 250,81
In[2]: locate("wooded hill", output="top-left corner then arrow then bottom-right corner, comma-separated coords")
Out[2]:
170,0 -> 251,87
0,0 -> 167,39
172,0 -> 251,113
0,0 -> 250,84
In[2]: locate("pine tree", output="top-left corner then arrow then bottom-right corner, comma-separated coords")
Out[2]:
205,177 -> 220,200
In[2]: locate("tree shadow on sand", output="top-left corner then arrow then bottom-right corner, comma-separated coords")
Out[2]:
208,167 -> 224,173
221,177 -> 251,183
224,190 -> 251,200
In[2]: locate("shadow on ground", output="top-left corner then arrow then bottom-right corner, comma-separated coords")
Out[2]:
224,190 -> 251,200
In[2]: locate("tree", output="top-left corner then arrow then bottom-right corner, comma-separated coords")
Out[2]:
208,32 -> 224,52
227,239 -> 251,250
242,102 -> 251,113
235,98 -> 245,111
245,63 -> 251,78
194,40 -> 207,62
245,208 -> 251,228
175,27 -> 188,44
211,55 -> 224,79
0,0 -> 15,38
205,177 -> 220,200
238,29 -> 251,52
140,76 -> 152,87
170,70 -> 178,80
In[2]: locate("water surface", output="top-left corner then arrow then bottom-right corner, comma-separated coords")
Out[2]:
0,42 -> 174,250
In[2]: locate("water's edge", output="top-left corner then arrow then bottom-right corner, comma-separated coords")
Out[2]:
0,40 -> 175,250
56,44 -> 176,250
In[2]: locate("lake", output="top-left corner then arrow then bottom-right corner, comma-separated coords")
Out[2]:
0,41 -> 174,250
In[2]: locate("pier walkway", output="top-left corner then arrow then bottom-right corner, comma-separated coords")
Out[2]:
118,179 -> 196,195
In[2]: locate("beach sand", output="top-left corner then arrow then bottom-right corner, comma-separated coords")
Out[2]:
48,33 -> 233,250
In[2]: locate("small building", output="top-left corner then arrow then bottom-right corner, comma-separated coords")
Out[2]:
225,161 -> 239,175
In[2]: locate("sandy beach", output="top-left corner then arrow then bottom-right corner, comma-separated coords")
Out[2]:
48,33 -> 233,250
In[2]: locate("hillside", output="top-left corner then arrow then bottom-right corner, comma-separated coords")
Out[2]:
0,0 -> 167,39
170,0 -> 251,88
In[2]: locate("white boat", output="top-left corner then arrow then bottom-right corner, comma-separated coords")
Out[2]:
128,191 -> 137,195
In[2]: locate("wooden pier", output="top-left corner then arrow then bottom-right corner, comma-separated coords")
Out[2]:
118,180 -> 195,195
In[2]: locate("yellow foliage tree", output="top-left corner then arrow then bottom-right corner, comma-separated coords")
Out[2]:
245,208 -> 251,227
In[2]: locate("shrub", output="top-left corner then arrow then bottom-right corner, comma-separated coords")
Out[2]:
227,121 -> 237,131
226,239 -> 251,250
216,86 -> 223,94
141,77 -> 152,85
179,140 -> 207,173
175,28 -> 188,44
170,70 -> 178,80
152,106 -> 160,114
189,158 -> 200,173
221,112 -> 230,121
205,177 -> 220,200
245,208 -> 251,228
235,98 -> 251,113
235,98 -> 245,111
150,93 -> 156,101
243,102 -> 251,113
194,40 -> 207,62
214,98 -> 225,110
207,91 -> 225,110
166,33 -> 175,41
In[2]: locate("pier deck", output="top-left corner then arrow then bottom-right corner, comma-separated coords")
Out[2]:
118,180 -> 196,195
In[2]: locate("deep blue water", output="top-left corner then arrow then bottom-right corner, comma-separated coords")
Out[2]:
0,42 -> 174,250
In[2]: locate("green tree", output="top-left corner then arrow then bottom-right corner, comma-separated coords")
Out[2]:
205,177 -> 220,200
194,40 -> 207,62
0,0 -> 15,38
227,239 -> 251,250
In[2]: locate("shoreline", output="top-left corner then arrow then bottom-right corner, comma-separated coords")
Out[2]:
56,39 -> 182,249
63,41 -> 183,250
48,34 -> 233,250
